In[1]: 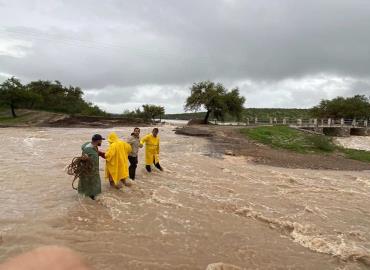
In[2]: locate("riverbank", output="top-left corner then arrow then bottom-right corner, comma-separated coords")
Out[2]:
0,109 -> 148,128
175,125 -> 370,170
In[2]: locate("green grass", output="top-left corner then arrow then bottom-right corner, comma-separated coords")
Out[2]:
240,126 -> 370,163
341,149 -> 370,163
0,114 -> 29,124
240,126 -> 335,154
163,108 -> 311,121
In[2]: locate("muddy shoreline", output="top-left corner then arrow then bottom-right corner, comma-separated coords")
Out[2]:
175,125 -> 370,171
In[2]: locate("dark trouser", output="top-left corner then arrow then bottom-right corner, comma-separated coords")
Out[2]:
146,157 -> 162,173
128,156 -> 138,180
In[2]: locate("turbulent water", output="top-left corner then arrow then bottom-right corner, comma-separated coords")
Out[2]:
1,127 -> 370,270
336,136 -> 370,151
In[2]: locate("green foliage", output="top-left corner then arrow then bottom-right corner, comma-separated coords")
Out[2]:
240,126 -> 336,153
142,104 -> 165,121
0,77 -> 106,116
0,77 -> 27,117
184,81 -> 245,123
163,108 -> 311,121
123,105 -> 165,121
242,108 -> 311,120
341,149 -> 370,163
240,126 -> 370,163
311,95 -> 370,119
307,135 -> 336,152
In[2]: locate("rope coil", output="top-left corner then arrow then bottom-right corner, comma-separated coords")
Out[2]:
67,155 -> 94,190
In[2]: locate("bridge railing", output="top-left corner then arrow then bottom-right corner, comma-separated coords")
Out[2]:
212,118 -> 369,127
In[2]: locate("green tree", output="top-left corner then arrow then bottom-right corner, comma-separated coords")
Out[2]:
311,95 -> 370,119
0,77 -> 27,117
185,81 -> 246,123
142,104 -> 165,121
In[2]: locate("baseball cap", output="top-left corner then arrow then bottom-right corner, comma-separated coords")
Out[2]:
92,134 -> 105,141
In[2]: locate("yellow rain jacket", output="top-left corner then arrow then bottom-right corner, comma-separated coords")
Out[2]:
105,132 -> 132,185
140,133 -> 160,165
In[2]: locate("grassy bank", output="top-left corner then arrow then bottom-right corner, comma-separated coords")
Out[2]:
240,126 -> 370,163
164,108 -> 311,121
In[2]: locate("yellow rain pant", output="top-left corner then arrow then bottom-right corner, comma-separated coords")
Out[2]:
105,132 -> 132,185
140,134 -> 160,165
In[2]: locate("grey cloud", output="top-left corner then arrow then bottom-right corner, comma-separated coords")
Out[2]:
1,0 -> 370,112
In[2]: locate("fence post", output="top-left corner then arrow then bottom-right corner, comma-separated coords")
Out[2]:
246,118 -> 250,125
364,120 -> 368,127
297,119 -> 302,126
314,119 -> 318,126
352,118 -> 357,126
283,118 -> 287,125
340,118 -> 344,127
328,118 -> 331,127
269,118 -> 273,124
255,117 -> 258,125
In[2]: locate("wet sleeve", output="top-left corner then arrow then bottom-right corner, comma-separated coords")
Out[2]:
140,135 -> 148,145
105,144 -> 116,162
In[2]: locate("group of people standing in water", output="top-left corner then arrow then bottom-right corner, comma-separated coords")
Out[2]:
78,127 -> 162,200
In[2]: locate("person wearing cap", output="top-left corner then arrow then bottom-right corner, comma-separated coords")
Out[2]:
127,127 -> 143,180
140,128 -> 163,172
105,132 -> 132,189
78,134 -> 105,200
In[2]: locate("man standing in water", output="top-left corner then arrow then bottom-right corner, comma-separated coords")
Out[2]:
127,127 -> 143,180
79,134 -> 105,200
140,128 -> 163,172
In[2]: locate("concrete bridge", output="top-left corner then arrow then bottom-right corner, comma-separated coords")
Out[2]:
213,117 -> 369,137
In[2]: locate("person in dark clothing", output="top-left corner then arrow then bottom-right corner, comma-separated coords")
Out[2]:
79,134 -> 105,200
127,128 -> 143,180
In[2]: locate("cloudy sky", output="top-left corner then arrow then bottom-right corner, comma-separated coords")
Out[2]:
0,0 -> 370,113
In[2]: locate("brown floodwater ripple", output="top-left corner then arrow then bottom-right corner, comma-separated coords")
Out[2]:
1,127 -> 370,270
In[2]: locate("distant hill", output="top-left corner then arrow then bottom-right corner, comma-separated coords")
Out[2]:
163,108 -> 312,121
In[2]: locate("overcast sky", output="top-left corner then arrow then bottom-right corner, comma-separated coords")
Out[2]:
1,0 -> 370,113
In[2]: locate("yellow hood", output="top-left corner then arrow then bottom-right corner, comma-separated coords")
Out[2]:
108,132 -> 119,144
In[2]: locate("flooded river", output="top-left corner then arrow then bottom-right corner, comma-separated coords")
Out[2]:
1,127 -> 370,269
336,136 -> 370,151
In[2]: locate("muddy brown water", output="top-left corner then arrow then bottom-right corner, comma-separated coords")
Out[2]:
1,127 -> 370,270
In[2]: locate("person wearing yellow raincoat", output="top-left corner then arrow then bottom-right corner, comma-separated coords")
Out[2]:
105,132 -> 132,189
140,128 -> 163,172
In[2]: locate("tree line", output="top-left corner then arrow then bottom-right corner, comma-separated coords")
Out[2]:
0,77 -> 106,117
1,76 -> 368,121
311,95 -> 370,119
